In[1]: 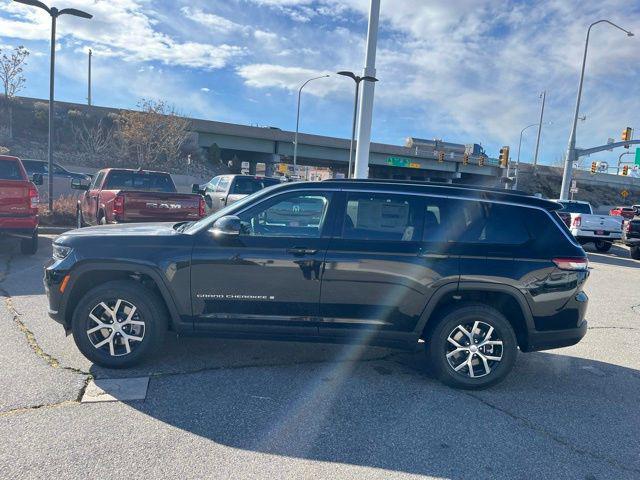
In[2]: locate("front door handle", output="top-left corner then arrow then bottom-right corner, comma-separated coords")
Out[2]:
287,247 -> 318,256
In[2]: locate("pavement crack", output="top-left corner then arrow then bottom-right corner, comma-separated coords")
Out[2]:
465,392 -> 640,475
587,326 -> 640,331
0,400 -> 78,418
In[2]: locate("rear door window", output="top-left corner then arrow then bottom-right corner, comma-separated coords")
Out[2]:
103,171 -> 176,192
342,193 -> 423,241
0,160 -> 24,180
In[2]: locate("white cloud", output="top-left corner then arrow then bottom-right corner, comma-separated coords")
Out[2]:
236,64 -> 345,97
181,7 -> 248,34
0,0 -> 245,70
200,87 -> 211,92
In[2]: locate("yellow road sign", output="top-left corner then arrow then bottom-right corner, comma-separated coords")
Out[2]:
621,189 -> 629,198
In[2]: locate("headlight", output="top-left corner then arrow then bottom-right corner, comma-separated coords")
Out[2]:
52,244 -> 73,260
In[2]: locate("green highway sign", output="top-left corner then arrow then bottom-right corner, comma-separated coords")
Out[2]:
635,147 -> 640,166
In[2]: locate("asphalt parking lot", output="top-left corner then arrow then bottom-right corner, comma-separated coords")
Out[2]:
1,235 -> 639,480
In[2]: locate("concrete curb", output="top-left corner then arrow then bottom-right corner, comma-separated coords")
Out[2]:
39,226 -> 73,235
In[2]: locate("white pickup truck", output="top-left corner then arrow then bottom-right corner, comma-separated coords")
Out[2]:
555,200 -> 623,252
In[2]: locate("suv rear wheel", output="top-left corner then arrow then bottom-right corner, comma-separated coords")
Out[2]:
71,280 -> 167,368
427,304 -> 518,389
594,240 -> 612,252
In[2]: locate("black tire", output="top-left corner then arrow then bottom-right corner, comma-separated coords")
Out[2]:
20,230 -> 38,255
594,240 -> 612,252
426,304 -> 518,389
71,280 -> 168,368
631,246 -> 640,260
76,206 -> 85,229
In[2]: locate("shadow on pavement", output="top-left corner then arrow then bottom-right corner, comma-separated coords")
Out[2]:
585,243 -> 640,269
0,236 -> 54,296
114,345 -> 640,479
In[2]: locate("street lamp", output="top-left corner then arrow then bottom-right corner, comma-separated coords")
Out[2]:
13,0 -> 92,210
292,74 -> 329,176
559,19 -> 634,200
337,71 -> 378,178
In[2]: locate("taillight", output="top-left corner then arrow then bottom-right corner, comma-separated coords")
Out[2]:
572,216 -> 581,227
625,222 -> 631,233
113,195 -> 125,218
553,257 -> 589,271
29,185 -> 39,210
198,197 -> 206,217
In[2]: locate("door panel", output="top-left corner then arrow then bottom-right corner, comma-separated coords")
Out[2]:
319,192 -> 459,339
191,191 -> 333,335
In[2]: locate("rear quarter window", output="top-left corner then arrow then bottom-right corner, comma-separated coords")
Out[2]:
0,159 -> 25,181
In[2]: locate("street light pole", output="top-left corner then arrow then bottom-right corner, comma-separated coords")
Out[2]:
337,71 -> 378,178
532,90 -> 546,167
293,74 -> 329,176
353,0 -> 381,179
515,123 -> 539,190
13,1 -> 92,211
87,48 -> 92,107
559,20 -> 634,200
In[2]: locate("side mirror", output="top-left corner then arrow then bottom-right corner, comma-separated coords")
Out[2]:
210,215 -> 241,236
192,183 -> 205,195
32,173 -> 43,186
71,178 -> 89,191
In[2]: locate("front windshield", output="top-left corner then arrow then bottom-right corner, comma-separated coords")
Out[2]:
183,182 -> 284,233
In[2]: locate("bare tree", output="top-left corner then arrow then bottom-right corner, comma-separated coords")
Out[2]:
116,99 -> 191,169
0,46 -> 30,139
71,117 -> 115,157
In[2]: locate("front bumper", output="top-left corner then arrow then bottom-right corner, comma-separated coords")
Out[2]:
44,261 -> 70,331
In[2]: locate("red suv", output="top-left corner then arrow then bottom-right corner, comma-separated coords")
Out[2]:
0,155 -> 43,254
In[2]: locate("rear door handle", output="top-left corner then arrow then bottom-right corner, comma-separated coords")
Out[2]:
287,247 -> 318,256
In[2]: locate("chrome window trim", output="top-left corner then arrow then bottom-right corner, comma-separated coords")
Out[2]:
190,185 -> 578,246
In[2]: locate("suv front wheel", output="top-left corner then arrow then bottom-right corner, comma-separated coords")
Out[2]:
71,280 -> 167,368
427,304 -> 518,389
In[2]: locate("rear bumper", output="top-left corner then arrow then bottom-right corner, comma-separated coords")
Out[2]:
523,321 -> 587,352
572,228 -> 621,241
0,216 -> 37,235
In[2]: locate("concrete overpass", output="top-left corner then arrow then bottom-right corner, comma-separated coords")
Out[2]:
16,96 -> 504,185
192,118 -> 503,184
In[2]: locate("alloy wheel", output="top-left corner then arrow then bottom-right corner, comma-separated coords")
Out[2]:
445,320 -> 504,378
86,299 -> 145,357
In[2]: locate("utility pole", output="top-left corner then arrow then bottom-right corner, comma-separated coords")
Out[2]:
353,0 -> 381,179
560,20 -> 634,200
532,90 -> 545,167
87,48 -> 92,106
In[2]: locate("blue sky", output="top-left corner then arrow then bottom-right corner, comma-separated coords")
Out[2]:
1,0 -> 639,166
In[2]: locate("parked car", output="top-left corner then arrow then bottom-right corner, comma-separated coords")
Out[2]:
197,174 -> 280,213
632,204 -> 640,216
0,155 -> 43,254
623,219 -> 640,260
71,168 -> 206,227
555,200 -> 622,252
21,159 -> 91,182
609,206 -> 635,220
45,179 -> 589,389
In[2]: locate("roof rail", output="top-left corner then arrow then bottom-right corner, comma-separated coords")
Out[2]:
323,178 -> 531,196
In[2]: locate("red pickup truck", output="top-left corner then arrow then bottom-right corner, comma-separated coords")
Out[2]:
72,168 -> 206,227
0,155 -> 43,254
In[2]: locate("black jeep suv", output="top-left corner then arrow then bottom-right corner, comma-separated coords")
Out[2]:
45,180 -> 589,389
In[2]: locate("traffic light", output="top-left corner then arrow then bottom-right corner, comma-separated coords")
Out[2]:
498,146 -> 510,168
622,165 -> 629,176
590,161 -> 597,174
622,127 -> 632,148
463,152 -> 469,165
438,151 -> 445,163
478,156 -> 485,167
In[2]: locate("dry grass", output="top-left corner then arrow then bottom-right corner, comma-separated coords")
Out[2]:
38,195 -> 77,226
